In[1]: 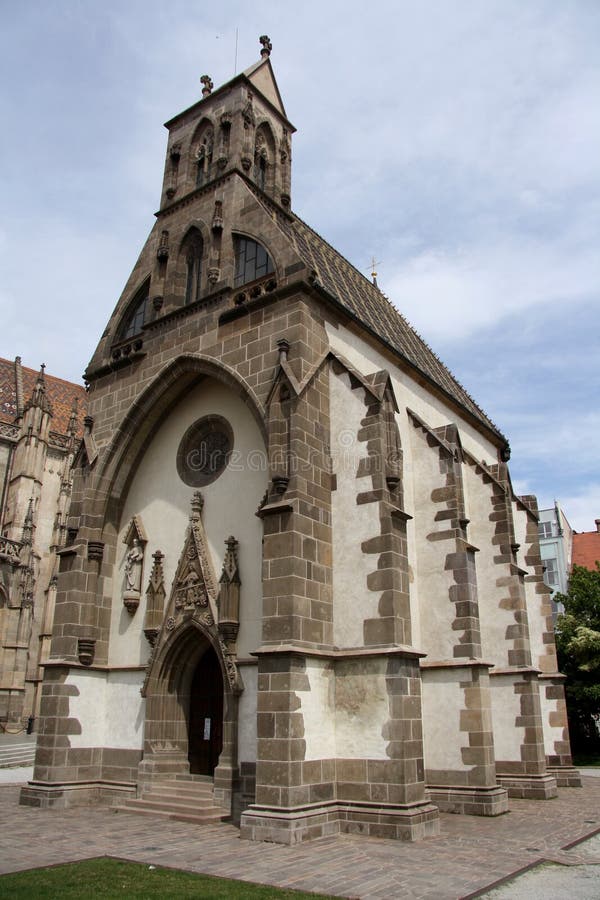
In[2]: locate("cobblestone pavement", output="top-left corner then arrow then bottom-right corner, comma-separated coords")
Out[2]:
1,777 -> 599,899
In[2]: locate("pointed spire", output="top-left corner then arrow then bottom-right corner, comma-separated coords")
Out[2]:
220,535 -> 240,585
218,535 -> 241,645
22,497 -> 35,544
14,356 -> 24,420
144,549 -> 166,647
67,397 -> 79,438
28,364 -> 52,415
191,491 -> 204,521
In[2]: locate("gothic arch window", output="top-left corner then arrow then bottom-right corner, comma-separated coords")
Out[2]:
254,123 -> 275,193
192,120 -> 214,189
233,236 -> 274,288
180,228 -> 204,305
119,279 -> 150,340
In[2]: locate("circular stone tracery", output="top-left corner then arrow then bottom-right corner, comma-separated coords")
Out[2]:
176,415 -> 233,487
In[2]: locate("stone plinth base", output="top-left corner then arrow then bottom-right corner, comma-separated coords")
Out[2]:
427,784 -> 509,816
547,765 -> 582,788
136,752 -> 189,793
496,773 -> 558,800
240,800 -> 440,844
20,780 -> 134,809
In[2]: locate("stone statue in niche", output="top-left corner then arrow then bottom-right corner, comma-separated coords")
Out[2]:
122,517 -> 147,614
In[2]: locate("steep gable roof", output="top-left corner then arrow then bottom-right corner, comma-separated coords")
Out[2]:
572,528 -> 600,571
0,357 -> 87,437
245,186 -> 505,443
243,57 -> 287,118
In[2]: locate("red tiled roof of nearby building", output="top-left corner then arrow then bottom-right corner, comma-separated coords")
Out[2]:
572,524 -> 600,571
0,357 -> 87,437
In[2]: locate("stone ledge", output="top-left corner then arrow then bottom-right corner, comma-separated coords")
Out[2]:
20,780 -> 135,809
420,658 -> 494,670
547,765 -> 583,788
427,785 -> 509,816
252,643 -> 426,660
240,799 -> 440,844
496,772 -> 558,800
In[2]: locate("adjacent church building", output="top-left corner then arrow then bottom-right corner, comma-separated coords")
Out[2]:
0,357 -> 86,731
21,38 -> 580,843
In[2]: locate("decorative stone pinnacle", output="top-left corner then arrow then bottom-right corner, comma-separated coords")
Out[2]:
191,491 -> 204,518
200,75 -> 214,97
259,35 -> 272,58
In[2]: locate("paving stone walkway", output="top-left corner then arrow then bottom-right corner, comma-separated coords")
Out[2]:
0,776 -> 599,899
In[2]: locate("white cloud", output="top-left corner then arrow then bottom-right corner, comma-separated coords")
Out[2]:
385,237 -> 600,343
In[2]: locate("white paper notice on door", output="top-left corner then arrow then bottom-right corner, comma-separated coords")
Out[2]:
203,717 -> 211,740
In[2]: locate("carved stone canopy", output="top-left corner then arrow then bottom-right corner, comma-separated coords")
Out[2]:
123,516 -> 148,548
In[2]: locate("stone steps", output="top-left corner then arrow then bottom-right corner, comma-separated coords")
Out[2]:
0,743 -> 36,768
113,777 -> 228,826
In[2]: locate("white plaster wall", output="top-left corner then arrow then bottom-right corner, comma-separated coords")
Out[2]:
330,371 -> 381,647
512,501 -> 529,574
409,427 -> 457,660
297,658 -> 390,761
108,378 -> 267,666
421,669 -> 468,771
489,675 -> 522,762
66,669 -> 145,749
514,501 -> 546,671
298,659 -> 337,760
237,664 -> 257,763
539,684 -> 563,756
325,321 -> 501,651
464,464 -> 510,668
324,322 -> 500,470
334,659 -> 389,759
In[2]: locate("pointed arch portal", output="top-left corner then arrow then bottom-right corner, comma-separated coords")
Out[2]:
188,643 -> 224,775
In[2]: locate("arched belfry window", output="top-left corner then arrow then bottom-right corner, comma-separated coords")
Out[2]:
193,122 -> 214,189
233,236 -> 274,287
120,280 -> 150,340
181,229 -> 204,305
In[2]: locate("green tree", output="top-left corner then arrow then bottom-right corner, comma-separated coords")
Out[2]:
555,563 -> 600,756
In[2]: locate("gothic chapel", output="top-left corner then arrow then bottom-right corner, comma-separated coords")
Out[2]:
22,38 -> 580,842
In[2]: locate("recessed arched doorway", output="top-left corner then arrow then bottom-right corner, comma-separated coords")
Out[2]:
188,645 -> 224,775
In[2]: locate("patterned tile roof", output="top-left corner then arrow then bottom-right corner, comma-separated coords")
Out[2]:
0,357 -> 87,438
572,528 -> 600,571
262,196 -> 505,443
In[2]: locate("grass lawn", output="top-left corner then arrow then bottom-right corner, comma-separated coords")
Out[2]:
0,857 -> 338,899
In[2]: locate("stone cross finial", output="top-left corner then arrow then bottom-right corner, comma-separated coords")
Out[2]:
200,75 -> 213,97
259,35 -> 272,58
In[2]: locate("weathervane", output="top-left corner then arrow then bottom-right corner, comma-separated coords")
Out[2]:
369,257 -> 380,286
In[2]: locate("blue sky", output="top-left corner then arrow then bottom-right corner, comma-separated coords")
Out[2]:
1,1 -> 598,531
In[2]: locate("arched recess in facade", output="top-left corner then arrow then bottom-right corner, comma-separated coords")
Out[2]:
90,354 -> 267,531
141,617 -> 241,789
78,353 -> 264,797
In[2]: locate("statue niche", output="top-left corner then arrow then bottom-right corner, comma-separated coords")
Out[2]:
122,517 -> 147,614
